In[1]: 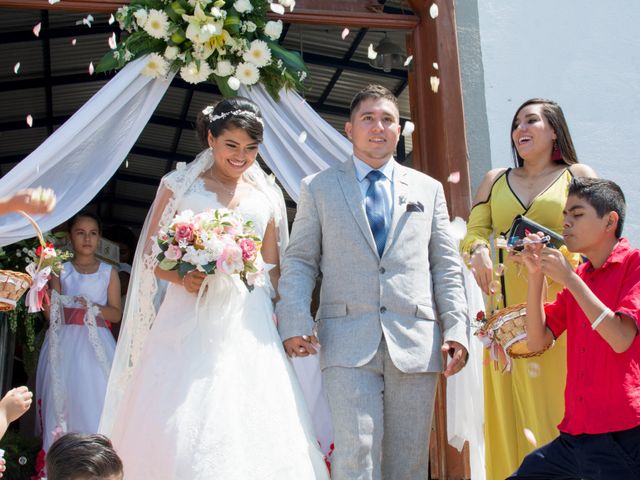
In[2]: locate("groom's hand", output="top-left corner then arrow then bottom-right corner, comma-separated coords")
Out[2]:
283,335 -> 319,357
441,341 -> 468,378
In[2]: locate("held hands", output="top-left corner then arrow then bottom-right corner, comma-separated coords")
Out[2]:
442,341 -> 468,377
283,335 -> 319,358
182,270 -> 206,294
521,233 -> 574,286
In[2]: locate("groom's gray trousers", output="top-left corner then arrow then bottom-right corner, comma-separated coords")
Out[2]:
323,337 -> 438,480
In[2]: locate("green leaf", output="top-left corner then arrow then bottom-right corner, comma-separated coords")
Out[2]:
268,41 -> 307,74
159,258 -> 178,270
201,261 -> 217,274
178,262 -> 197,277
213,74 -> 237,98
224,14 -> 241,35
95,51 -> 121,73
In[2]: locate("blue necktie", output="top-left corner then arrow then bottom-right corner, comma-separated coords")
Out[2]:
365,170 -> 387,257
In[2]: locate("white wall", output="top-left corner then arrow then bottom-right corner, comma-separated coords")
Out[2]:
476,0 -> 640,244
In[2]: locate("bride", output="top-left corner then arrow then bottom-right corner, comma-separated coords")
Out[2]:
99,97 -> 330,479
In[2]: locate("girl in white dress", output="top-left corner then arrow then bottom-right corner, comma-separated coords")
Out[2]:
100,98 -> 330,479
36,212 -> 122,453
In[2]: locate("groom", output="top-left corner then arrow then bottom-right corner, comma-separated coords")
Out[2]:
276,84 -> 469,479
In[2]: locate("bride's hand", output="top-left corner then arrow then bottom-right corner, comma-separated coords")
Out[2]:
182,270 -> 206,294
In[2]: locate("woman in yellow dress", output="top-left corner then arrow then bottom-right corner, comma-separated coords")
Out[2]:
461,98 -> 596,479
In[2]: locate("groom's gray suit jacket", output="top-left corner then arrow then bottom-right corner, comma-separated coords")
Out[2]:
277,158 -> 468,373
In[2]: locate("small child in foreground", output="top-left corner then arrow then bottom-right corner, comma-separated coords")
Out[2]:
45,433 -> 123,480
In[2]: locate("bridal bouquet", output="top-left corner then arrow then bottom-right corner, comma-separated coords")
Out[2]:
153,208 -> 265,291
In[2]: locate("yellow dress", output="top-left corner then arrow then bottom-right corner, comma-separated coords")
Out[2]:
462,168 -> 578,480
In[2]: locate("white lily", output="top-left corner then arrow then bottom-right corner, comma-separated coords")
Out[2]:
183,3 -> 223,44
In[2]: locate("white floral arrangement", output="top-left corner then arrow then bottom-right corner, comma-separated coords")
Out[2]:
96,0 -> 306,100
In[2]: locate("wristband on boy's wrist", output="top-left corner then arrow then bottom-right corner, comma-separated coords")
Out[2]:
591,307 -> 612,330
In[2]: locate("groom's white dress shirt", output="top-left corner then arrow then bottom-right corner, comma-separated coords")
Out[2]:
353,155 -> 394,230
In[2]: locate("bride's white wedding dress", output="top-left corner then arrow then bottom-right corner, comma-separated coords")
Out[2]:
107,179 -> 329,479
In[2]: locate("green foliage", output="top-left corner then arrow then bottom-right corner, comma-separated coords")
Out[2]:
0,431 -> 41,479
97,0 -> 307,99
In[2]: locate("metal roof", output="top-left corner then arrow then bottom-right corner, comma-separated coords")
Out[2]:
0,3 -> 416,229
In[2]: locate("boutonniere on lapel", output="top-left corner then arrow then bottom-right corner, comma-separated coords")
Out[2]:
406,201 -> 424,212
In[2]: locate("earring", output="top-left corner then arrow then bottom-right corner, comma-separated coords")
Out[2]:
552,140 -> 563,161
552,141 -> 563,161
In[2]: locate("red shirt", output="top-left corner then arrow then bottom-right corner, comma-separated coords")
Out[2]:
545,238 -> 640,435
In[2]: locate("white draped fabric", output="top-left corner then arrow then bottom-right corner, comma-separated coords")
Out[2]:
239,85 -> 351,201
0,56 -> 174,247
0,53 -> 485,466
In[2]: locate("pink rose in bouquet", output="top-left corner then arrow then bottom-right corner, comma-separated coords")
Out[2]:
174,223 -> 194,243
164,244 -> 182,261
238,238 -> 258,262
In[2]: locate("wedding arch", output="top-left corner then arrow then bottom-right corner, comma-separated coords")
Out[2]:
0,1 -> 477,478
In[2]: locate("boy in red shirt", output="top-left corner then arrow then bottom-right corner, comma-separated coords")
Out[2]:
510,177 -> 640,479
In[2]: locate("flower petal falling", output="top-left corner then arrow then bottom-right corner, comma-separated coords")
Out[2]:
367,43 -> 377,60
447,171 -> 460,183
108,33 -> 117,50
13,62 -> 20,74
71,38 -> 77,45
404,55 -> 413,67
341,28 -> 350,40
48,0 -> 60,4
88,62 -> 94,75
26,115 -> 33,127
430,75 -> 440,93
429,3 -> 439,18
108,14 -> 115,25
76,14 -> 95,28
402,121 -> 415,137
523,428 -> 537,447
270,3 -> 285,15
528,362 -> 541,378
298,131 -> 307,143
32,22 -> 42,37
433,62 -> 439,70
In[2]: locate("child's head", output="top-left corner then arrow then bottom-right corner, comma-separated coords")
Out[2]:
68,211 -> 102,257
563,177 -> 626,252
46,433 -> 123,480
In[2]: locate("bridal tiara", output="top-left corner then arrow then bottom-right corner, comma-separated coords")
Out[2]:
202,106 -> 264,126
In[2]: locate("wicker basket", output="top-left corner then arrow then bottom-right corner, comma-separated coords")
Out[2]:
0,270 -> 32,311
476,303 -> 551,359
0,211 -> 46,312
